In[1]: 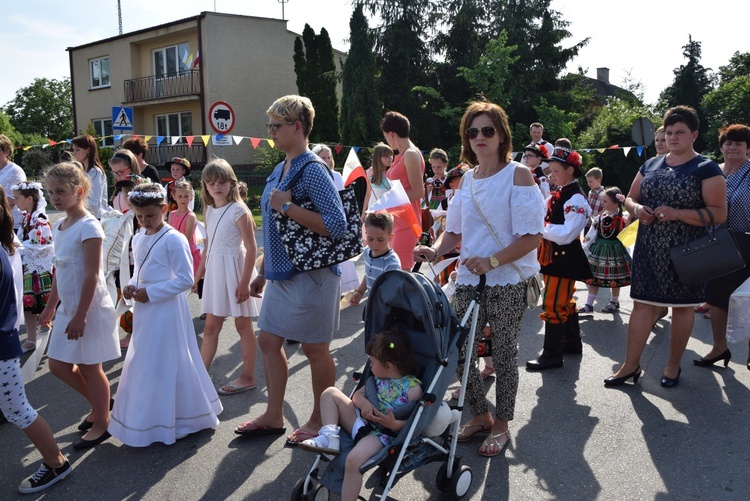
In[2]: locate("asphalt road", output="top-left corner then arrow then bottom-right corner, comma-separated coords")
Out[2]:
2,227 -> 750,500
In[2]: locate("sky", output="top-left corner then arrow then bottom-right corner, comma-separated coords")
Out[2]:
2,0 -> 748,109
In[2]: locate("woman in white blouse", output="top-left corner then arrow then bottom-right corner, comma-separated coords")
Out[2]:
71,135 -> 108,219
415,101 -> 545,457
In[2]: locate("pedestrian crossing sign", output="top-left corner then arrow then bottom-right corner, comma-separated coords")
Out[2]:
112,106 -> 134,130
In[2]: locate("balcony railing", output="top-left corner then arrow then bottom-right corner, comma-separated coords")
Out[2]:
124,70 -> 200,103
146,143 -> 206,172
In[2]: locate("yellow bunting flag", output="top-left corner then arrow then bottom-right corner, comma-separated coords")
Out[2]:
201,135 -> 210,146
267,139 -> 274,148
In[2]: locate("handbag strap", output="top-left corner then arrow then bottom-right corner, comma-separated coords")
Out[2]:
469,170 -> 528,283
283,160 -> 335,195
205,202 -> 235,264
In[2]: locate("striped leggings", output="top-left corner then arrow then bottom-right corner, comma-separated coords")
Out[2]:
538,275 -> 578,324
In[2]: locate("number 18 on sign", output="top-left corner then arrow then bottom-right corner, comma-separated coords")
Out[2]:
209,101 -> 235,134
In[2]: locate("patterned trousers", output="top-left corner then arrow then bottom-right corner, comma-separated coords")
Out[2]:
453,282 -> 526,421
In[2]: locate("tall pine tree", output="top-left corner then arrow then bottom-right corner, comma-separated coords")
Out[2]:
659,36 -> 714,152
341,3 -> 381,145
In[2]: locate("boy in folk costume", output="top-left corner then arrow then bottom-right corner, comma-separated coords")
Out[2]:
526,147 -> 593,371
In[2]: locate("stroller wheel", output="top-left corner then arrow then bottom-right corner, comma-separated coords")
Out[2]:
291,478 -> 308,501
310,484 -> 329,501
436,462 -> 451,492
450,465 -> 473,499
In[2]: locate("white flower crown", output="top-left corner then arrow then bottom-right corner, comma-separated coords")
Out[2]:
128,185 -> 167,199
11,181 -> 44,192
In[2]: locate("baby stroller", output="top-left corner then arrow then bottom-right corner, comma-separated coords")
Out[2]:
291,269 -> 487,500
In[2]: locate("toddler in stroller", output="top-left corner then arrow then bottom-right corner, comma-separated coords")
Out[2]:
300,328 -> 422,500
293,269 -> 478,501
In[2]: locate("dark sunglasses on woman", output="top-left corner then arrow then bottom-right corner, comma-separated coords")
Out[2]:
465,126 -> 497,139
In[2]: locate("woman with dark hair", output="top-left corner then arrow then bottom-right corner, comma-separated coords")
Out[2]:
381,111 -> 425,269
71,135 -> 107,219
694,124 -> 750,370
415,101 -> 544,457
607,106 -> 726,388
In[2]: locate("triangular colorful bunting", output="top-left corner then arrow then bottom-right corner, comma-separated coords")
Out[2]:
186,136 -> 195,147
334,144 -> 343,155
250,137 -> 261,149
622,147 -> 632,157
114,135 -> 123,142
144,136 -> 152,142
597,148 -> 605,153
353,146 -> 360,153
636,146 -> 644,156
170,136 -> 181,145
156,136 -> 165,145
267,139 -> 274,148
201,135 -> 210,146
233,135 -> 243,145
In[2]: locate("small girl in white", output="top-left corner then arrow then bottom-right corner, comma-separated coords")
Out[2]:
109,183 -> 222,446
192,159 -> 260,395
12,181 -> 54,352
39,162 -> 120,450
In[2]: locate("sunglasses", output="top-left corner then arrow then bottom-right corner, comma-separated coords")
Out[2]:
465,126 -> 497,140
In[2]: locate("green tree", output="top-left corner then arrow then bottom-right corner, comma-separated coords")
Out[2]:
702,75 -> 750,155
658,36 -> 714,152
292,24 -> 339,142
578,98 -> 661,192
717,51 -> 750,84
3,77 -> 73,141
340,3 -> 382,145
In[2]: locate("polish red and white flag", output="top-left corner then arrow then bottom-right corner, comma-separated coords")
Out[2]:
367,179 -> 422,239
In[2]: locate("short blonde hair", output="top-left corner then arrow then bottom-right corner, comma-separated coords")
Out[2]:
45,162 -> 92,204
201,158 -> 242,207
267,95 -> 315,137
0,134 -> 13,158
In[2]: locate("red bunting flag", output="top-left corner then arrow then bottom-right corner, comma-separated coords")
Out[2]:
250,137 -> 261,149
186,136 -> 195,147
48,139 -> 57,146
334,144 -> 343,155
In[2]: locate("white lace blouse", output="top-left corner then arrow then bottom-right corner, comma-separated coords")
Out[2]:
445,164 -> 545,287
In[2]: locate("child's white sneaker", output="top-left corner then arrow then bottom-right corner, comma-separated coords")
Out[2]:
298,425 -> 340,456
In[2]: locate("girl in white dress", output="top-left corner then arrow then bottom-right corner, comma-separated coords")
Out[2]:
39,162 -> 120,450
71,135 -> 108,219
109,183 -> 222,446
192,159 -> 259,395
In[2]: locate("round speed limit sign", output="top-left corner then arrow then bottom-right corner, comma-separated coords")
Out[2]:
209,101 -> 236,134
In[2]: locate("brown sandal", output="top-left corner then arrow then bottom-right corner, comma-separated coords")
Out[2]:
479,430 -> 510,457
455,421 -> 492,442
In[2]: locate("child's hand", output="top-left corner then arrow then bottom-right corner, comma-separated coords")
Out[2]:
39,305 -> 55,328
122,285 -> 136,300
370,408 -> 399,430
65,314 -> 87,340
133,288 -> 150,303
250,276 -> 265,298
236,283 -> 250,303
349,290 -> 363,305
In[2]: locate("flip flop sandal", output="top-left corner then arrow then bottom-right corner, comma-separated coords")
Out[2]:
217,382 -> 257,395
455,422 -> 492,442
480,366 -> 496,380
694,304 -> 710,313
234,420 -> 286,437
286,428 -> 318,445
478,430 -> 511,457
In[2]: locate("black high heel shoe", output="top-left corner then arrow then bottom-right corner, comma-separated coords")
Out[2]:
660,368 -> 681,388
604,366 -> 642,387
693,349 -> 731,367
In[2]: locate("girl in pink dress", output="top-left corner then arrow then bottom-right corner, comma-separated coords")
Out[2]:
381,111 -> 425,269
168,180 -> 201,276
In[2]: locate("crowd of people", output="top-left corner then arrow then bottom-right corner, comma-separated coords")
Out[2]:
1,96 -> 749,498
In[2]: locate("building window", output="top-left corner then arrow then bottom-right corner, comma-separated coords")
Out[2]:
153,43 -> 191,78
156,112 -> 192,141
90,57 -> 110,89
92,119 -> 114,147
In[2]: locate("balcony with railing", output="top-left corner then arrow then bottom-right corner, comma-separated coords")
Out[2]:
124,70 -> 200,103
146,143 -> 206,172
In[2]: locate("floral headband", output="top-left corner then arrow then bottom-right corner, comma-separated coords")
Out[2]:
128,184 -> 167,200
11,181 -> 44,192
615,193 -> 626,202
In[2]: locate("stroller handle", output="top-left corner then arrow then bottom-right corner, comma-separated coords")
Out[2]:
473,274 -> 486,301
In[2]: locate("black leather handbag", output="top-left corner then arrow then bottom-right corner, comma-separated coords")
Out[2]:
669,208 -> 746,286
273,161 -> 362,272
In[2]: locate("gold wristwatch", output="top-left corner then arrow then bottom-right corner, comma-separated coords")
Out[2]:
489,256 -> 500,268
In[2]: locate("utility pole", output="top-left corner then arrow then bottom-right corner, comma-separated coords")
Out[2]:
117,0 -> 123,35
279,0 -> 288,20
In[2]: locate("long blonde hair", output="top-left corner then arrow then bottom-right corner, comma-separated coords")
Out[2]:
201,158 -> 242,207
370,142 -> 393,186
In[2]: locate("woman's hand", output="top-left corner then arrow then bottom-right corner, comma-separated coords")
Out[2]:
413,245 -> 436,263
462,256 -> 491,275
653,205 -> 678,223
249,275 -> 265,298
65,313 -> 86,340
636,204 -> 657,226
269,188 -> 292,213
122,285 -> 136,300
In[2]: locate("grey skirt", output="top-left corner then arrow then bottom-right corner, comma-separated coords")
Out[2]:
258,268 -> 341,343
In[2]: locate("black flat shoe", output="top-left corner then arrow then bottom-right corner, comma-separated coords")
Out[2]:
526,355 -> 563,371
73,431 -> 111,450
78,398 -> 115,431
660,368 -> 681,388
693,349 -> 731,368
604,366 -> 642,387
